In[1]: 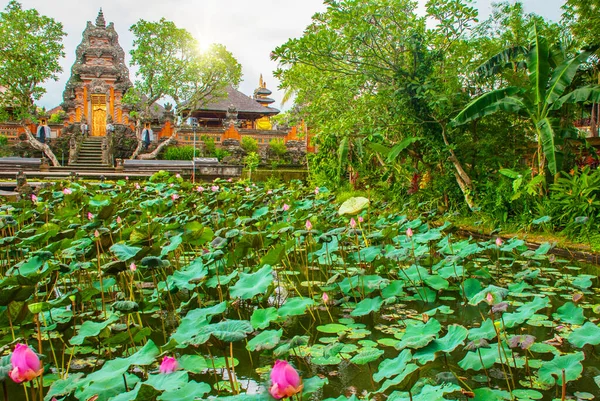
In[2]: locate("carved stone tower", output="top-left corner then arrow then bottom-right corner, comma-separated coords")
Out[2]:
61,9 -> 132,136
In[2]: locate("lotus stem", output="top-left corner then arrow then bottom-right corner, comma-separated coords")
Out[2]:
561,369 -> 566,401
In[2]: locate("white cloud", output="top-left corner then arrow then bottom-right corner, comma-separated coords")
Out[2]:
16,0 -> 564,112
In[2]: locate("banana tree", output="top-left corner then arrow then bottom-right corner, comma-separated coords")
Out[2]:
451,25 -> 600,176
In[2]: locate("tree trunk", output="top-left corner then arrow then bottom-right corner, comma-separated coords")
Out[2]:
137,131 -> 178,160
22,125 -> 60,167
130,120 -> 144,159
440,126 -> 475,210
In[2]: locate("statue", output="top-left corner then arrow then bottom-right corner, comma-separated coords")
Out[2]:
80,118 -> 89,136
36,119 -> 51,144
142,122 -> 153,149
222,104 -> 240,128
106,115 -> 115,135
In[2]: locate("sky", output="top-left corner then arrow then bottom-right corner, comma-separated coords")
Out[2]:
14,0 -> 566,111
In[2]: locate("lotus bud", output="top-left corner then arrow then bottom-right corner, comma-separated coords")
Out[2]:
282,204 -> 290,211
305,220 -> 312,231
406,228 -> 413,237
269,360 -> 302,399
350,218 -> 357,229
9,344 -> 42,384
159,356 -> 178,374
495,237 -> 503,247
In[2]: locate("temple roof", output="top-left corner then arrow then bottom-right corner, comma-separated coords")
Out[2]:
192,85 -> 279,115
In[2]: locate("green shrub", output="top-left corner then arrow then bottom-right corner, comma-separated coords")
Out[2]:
202,135 -> 216,156
0,135 -> 7,146
162,146 -> 196,160
241,136 -> 258,153
549,166 -> 600,236
48,110 -> 66,124
269,139 -> 287,157
214,148 -> 230,161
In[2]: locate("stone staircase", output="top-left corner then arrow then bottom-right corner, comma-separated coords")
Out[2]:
56,137 -> 114,173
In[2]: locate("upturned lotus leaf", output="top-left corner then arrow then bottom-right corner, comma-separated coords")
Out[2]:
338,197 -> 370,216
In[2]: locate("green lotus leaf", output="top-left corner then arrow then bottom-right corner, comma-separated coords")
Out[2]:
553,302 -> 585,325
568,322 -> 600,348
251,307 -> 278,330
317,323 -> 350,334
158,380 -> 211,401
350,348 -> 384,365
472,388 -> 511,401
277,298 -> 315,318
70,315 -> 119,345
503,296 -> 550,328
194,320 -> 253,344
338,197 -> 370,216
178,355 -> 209,373
387,383 -> 461,401
414,324 -> 468,364
373,349 -> 413,382
538,352 -> 585,385
230,265 -> 273,300
395,319 -> 441,350
246,329 -> 282,351
350,296 -> 383,317
468,319 -> 496,341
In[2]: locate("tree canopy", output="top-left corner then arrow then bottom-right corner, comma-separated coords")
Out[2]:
0,0 -> 66,121
0,0 -> 66,166
125,17 -> 242,159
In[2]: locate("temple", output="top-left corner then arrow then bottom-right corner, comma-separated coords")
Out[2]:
0,9 -> 314,165
61,8 -> 132,133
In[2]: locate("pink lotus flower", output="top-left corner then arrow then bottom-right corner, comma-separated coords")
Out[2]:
228,178 -> 233,182
211,185 -> 219,192
135,183 -> 141,190
350,218 -> 357,229
305,220 -> 312,231
245,187 -> 251,192
269,360 -> 302,399
406,228 -> 413,237
495,237 -> 503,247
159,356 -> 178,374
485,292 -> 494,305
197,186 -> 204,192
282,204 -> 290,211
314,187 -> 319,195
9,344 -> 42,384
169,183 -> 174,188
358,216 -> 364,223
125,176 -> 129,180
171,194 -> 179,201
117,216 -> 122,224
322,292 -> 329,304
31,194 -> 38,202
87,212 -> 94,221
130,262 -> 137,272
267,190 -> 273,195
94,230 -> 100,238
176,174 -> 181,179
63,188 -> 72,195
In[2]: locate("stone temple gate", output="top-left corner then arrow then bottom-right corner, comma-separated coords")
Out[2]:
61,9 -> 133,136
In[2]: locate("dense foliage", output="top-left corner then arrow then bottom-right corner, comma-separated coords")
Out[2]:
274,0 -> 600,241
1,177 -> 600,400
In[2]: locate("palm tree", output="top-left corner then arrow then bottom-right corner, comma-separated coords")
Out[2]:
451,25 -> 600,176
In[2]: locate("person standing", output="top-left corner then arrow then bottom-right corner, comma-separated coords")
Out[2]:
36,118 -> 51,144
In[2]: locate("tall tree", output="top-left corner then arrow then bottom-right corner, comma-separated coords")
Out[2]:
451,25 -> 600,177
126,18 -> 242,159
0,0 -> 66,166
273,0 -> 480,207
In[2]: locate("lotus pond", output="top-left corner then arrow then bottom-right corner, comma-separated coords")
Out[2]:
0,174 -> 599,401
